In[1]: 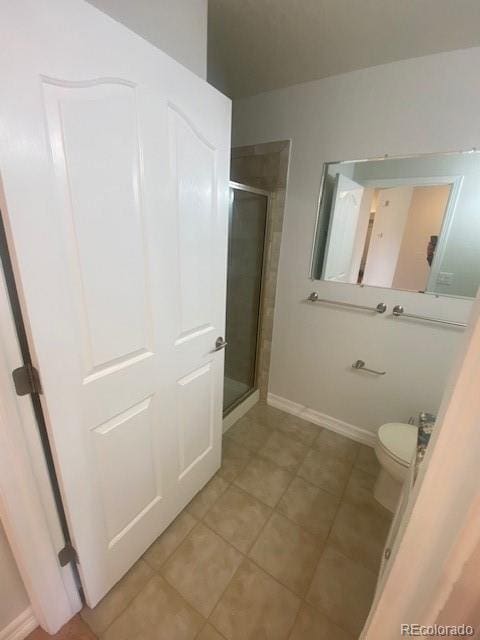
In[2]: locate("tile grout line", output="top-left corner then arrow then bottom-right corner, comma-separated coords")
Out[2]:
91,438 -> 250,637
221,409 -> 385,638
324,463 -> 392,575
220,416 -> 363,561
96,571 -> 159,639
297,444 -> 378,638
88,550 -> 181,636
95,407 -> 376,640
191,424 -> 317,633
101,471 -> 238,636
284,435 -> 360,639
193,618 -> 227,640
199,423 -> 349,635
160,460 -> 246,632
152,520 -> 223,630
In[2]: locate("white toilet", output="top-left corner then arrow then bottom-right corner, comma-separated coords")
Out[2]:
374,422 -> 418,512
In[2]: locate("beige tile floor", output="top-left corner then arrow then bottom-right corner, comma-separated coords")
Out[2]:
31,403 -> 393,640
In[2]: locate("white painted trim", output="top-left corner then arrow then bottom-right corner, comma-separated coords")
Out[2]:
0,607 -> 37,640
426,176 -> 463,293
360,175 -> 461,189
223,390 -> 260,433
267,392 -> 376,447
0,259 -> 81,632
229,181 -> 270,197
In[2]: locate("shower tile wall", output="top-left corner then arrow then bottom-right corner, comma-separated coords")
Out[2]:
230,141 -> 290,400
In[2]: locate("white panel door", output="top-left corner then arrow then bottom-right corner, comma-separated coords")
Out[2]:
323,174 -> 364,282
0,0 -> 230,606
363,187 -> 413,288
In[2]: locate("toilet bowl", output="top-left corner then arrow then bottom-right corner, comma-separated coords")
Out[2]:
374,422 -> 418,512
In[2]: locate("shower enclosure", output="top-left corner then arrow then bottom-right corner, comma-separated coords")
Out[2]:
223,182 -> 270,413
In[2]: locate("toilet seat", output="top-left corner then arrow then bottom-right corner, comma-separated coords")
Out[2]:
377,422 -> 417,467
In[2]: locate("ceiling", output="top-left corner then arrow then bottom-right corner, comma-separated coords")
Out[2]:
207,0 -> 480,98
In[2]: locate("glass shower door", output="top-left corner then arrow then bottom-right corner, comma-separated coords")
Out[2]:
223,183 -> 269,413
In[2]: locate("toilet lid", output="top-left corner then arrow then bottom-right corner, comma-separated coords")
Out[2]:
378,422 -> 417,466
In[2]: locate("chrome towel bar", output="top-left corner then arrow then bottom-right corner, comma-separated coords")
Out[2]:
307,292 -> 387,314
352,359 -> 386,375
392,305 -> 467,328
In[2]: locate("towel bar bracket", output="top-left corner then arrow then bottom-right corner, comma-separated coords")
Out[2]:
352,359 -> 386,375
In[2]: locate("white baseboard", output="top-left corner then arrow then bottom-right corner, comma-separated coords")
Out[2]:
267,392 -> 376,447
223,390 -> 260,433
0,608 -> 38,640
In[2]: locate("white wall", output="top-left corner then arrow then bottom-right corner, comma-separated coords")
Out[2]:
0,521 -> 29,632
86,0 -> 208,78
232,48 -> 478,434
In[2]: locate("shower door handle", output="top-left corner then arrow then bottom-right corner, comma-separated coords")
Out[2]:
213,337 -> 227,352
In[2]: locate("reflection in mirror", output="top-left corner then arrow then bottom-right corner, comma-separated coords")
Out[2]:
311,151 -> 480,298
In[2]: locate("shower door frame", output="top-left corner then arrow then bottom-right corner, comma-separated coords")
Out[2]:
223,181 -> 271,416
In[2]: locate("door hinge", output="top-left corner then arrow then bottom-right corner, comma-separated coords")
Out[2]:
58,543 -> 79,567
12,363 -> 42,395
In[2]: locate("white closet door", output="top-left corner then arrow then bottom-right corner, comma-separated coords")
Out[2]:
0,0 -> 230,606
323,174 -> 365,282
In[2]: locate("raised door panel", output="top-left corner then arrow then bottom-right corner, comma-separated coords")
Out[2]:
170,107 -> 216,347
44,81 -> 153,378
177,364 -> 214,478
92,396 -> 160,547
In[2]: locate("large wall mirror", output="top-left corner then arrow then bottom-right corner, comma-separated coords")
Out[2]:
311,151 -> 480,298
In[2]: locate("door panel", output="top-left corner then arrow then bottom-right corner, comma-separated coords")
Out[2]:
170,108 -> 216,343
323,174 -> 364,282
0,0 -> 230,606
92,396 -> 159,545
177,363 -> 214,478
43,80 -> 153,374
